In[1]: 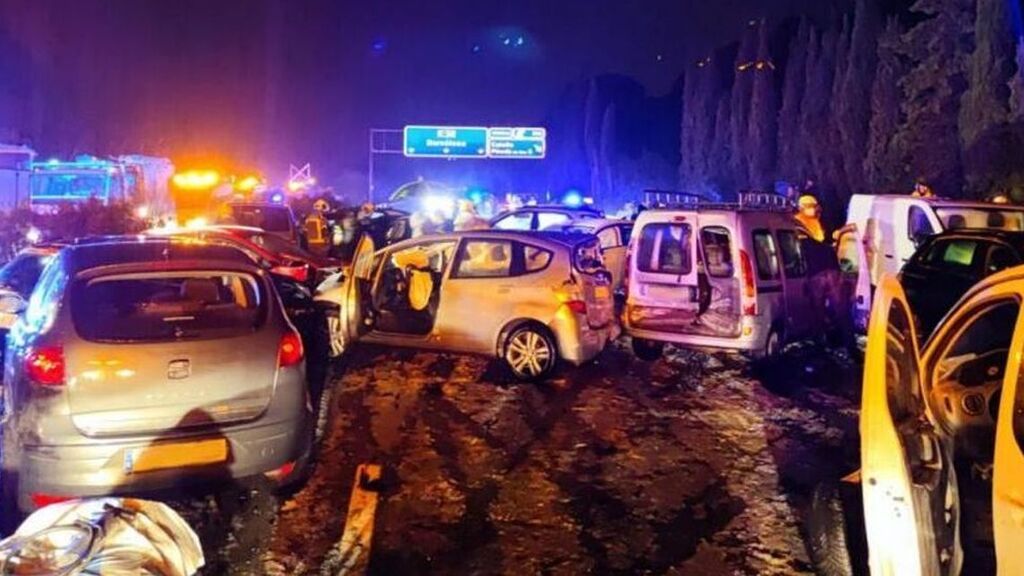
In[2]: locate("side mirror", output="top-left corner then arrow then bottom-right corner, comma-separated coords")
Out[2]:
0,292 -> 27,315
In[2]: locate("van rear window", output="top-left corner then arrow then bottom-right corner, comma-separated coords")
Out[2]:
637,223 -> 692,275
700,227 -> 734,278
71,272 -> 265,343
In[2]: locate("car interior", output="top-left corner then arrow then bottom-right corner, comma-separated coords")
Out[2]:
370,242 -> 454,335
927,299 -> 1020,574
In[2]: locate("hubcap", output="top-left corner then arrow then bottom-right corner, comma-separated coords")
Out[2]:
507,331 -> 553,377
327,315 -> 346,357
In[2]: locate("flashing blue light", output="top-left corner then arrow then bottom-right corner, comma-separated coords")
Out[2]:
270,192 -> 285,204
516,36 -> 525,46
47,158 -> 60,165
563,190 -> 584,207
502,37 -> 511,46
467,188 -> 486,204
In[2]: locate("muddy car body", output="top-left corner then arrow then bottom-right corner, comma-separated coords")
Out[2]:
315,230 -> 619,380
623,193 -> 836,360
1,239 -> 313,513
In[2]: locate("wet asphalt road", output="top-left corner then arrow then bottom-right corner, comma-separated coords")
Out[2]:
197,339 -> 863,576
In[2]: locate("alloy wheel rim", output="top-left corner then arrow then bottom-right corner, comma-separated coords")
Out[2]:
507,331 -> 553,377
327,315 -> 346,357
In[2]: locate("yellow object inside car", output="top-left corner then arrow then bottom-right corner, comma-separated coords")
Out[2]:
391,249 -> 433,311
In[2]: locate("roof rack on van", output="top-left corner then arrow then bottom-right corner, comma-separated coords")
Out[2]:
642,190 -> 794,213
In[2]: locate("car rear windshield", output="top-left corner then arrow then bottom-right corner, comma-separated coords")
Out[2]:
936,207 -> 1024,231
637,223 -> 692,275
71,272 -> 266,343
229,206 -> 292,232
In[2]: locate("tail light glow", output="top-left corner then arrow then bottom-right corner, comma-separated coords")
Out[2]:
564,300 -> 588,315
25,346 -> 65,387
271,264 -> 309,284
278,332 -> 304,367
739,250 -> 758,316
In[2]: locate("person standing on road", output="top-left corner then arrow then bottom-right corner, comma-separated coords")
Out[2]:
795,195 -> 826,242
453,200 -> 490,231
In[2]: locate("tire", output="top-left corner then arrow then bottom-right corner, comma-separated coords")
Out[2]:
631,338 -> 664,361
504,324 -> 558,381
324,307 -> 347,359
764,329 -> 783,358
807,482 -> 857,576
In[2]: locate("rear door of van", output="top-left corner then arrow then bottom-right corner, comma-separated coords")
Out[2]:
627,212 -> 741,338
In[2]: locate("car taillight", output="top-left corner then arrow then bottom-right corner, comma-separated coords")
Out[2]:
271,264 -> 309,283
25,346 -> 65,386
564,300 -> 588,315
278,332 -> 304,367
739,250 -> 757,316
31,493 -> 73,508
264,460 -> 297,483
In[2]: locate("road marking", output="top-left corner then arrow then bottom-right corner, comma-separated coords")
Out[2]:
330,463 -> 382,576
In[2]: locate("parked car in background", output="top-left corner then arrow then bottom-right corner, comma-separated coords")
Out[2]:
490,205 -> 604,232
0,245 -> 62,332
900,229 -> 1024,339
838,194 -> 1024,328
1,238 -> 314,514
149,226 -> 338,289
810,272 -> 1024,575
315,230 -> 619,380
623,193 -> 841,360
222,202 -> 305,247
550,219 -> 633,294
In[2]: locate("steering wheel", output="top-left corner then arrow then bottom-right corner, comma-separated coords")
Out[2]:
930,348 -> 1008,432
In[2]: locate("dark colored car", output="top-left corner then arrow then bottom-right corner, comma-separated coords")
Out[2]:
223,203 -> 305,247
900,229 -> 1024,338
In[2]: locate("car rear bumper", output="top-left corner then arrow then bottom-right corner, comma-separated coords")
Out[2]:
555,318 -> 620,365
8,417 -> 310,512
624,318 -> 768,353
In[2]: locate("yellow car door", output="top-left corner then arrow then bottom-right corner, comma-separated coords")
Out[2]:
862,276 -> 958,576
991,285 -> 1024,574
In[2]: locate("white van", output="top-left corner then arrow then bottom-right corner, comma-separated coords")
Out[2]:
624,193 -> 830,359
837,194 -> 1024,330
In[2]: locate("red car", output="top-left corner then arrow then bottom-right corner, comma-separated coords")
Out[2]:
149,226 -> 340,287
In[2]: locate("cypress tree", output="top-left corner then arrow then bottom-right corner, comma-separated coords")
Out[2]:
865,18 -> 906,191
777,19 -> 811,184
837,0 -> 879,194
748,19 -> 777,189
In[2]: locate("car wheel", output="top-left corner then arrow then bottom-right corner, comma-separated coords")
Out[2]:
764,329 -> 783,358
807,481 -> 860,576
324,307 -> 347,359
631,338 -> 664,361
504,325 -> 557,381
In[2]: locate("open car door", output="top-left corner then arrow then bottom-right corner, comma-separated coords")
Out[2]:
344,233 -> 377,342
861,276 -> 960,576
991,292 -> 1024,574
835,224 -> 871,332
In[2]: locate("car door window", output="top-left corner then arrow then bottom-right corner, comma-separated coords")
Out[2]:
597,227 -> 620,249
618,225 -> 632,246
453,240 -> 514,278
836,231 -> 860,274
776,230 -> 806,278
493,212 -> 533,231
986,245 -> 1019,275
699,226 -> 734,278
537,212 -> 570,230
523,244 -> 553,273
925,239 -> 981,273
908,206 -> 936,242
636,223 -> 692,275
752,230 -> 780,280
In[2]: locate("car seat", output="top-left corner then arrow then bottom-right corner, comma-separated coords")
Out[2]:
947,214 -> 967,230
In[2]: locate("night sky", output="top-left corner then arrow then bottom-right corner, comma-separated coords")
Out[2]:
0,0 -> 851,183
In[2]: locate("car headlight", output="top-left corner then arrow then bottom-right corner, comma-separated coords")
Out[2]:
0,524 -> 98,575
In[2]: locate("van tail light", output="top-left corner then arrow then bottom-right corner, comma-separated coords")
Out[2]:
278,332 -> 304,367
564,300 -> 588,315
271,263 -> 309,284
264,460 -> 297,483
25,346 -> 65,387
739,250 -> 758,316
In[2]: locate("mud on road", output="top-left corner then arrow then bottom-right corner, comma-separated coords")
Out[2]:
255,340 -> 860,576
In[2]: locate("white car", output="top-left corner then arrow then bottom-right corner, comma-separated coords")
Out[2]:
549,218 -> 632,294
315,230 -> 619,380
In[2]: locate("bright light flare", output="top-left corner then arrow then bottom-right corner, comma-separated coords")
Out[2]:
236,175 -> 261,192
135,205 -> 150,219
25,227 -> 41,244
172,170 -> 220,190
184,217 -> 209,229
422,195 -> 455,217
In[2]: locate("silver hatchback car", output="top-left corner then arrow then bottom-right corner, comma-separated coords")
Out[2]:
315,230 -> 620,380
1,239 -> 312,514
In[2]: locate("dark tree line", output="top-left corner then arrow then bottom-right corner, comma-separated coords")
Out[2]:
678,0 -> 1024,206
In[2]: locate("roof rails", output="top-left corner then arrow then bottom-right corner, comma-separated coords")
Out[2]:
642,190 -> 794,213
